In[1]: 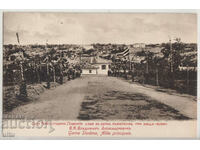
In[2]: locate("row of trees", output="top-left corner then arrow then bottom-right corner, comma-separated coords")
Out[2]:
109,40 -> 197,95
3,48 -> 82,101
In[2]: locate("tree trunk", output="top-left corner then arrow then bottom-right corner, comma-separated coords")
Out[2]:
156,66 -> 159,86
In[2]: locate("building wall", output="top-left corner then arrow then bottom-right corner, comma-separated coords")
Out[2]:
82,69 -> 97,75
96,64 -> 109,75
81,63 -> 110,75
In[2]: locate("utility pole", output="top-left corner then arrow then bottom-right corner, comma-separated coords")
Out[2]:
47,56 -> 49,75
46,41 -> 50,89
156,65 -> 159,86
186,64 -> 189,94
128,49 -> 131,71
145,50 -> 149,84
145,50 -> 149,74
16,32 -> 27,99
169,36 -> 173,73
169,36 -> 176,88
16,33 -> 24,81
20,61 -> 24,81
131,58 -> 135,82
46,55 -> 50,89
59,49 -> 64,84
146,57 -> 149,74
53,63 -> 56,82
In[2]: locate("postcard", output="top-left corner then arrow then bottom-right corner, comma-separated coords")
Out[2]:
1,11 -> 199,139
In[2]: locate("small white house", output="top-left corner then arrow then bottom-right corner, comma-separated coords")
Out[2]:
93,58 -> 111,75
81,57 -> 111,75
82,64 -> 99,75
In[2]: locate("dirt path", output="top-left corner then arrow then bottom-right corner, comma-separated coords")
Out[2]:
7,78 -> 89,120
107,77 -> 197,119
78,76 -> 197,120
130,83 -> 197,119
6,76 -> 197,120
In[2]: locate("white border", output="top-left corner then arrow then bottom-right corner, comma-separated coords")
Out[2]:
0,9 -> 199,139
0,10 -> 2,139
197,10 -> 200,139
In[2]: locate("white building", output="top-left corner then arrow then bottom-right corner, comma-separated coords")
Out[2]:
133,43 -> 146,48
82,64 -> 99,75
81,57 -> 111,75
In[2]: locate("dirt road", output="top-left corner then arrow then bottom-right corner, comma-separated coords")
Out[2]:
6,76 -> 197,120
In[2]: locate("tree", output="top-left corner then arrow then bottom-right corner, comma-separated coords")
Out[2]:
161,39 -> 184,72
153,56 -> 163,86
160,38 -> 184,88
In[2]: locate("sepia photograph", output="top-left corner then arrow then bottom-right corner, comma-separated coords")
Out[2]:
2,12 -> 197,122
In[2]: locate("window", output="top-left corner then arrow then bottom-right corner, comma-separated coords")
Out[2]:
89,70 -> 92,73
102,65 -> 106,70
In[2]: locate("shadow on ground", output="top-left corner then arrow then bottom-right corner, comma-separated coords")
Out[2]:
78,90 -> 190,120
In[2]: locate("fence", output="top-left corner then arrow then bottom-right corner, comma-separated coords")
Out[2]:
110,62 -> 197,96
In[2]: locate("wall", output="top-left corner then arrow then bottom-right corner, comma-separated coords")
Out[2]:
81,63 -> 110,75
82,69 -> 97,75
96,64 -> 109,75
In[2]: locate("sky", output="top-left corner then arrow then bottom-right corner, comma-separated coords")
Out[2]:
3,12 -> 197,45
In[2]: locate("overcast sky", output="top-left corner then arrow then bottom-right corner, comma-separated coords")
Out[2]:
3,12 -> 197,45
